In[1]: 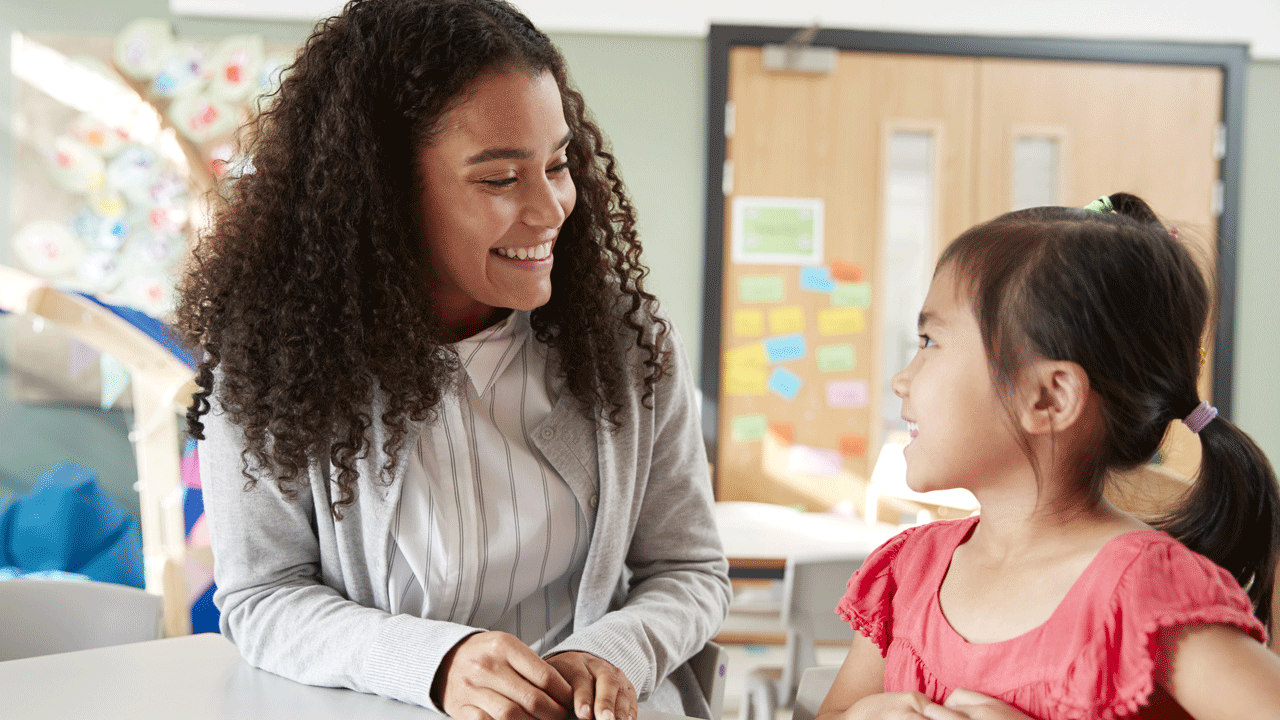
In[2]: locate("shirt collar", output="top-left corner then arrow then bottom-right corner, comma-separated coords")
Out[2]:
453,310 -> 530,398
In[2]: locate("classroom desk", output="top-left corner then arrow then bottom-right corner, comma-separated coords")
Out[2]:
0,633 -> 700,720
715,501 -> 899,580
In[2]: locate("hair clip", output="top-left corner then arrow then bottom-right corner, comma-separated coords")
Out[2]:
1082,196 -> 1114,214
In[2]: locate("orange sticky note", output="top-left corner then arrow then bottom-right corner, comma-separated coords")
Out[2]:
769,422 -> 794,444
839,434 -> 869,459
831,260 -> 864,283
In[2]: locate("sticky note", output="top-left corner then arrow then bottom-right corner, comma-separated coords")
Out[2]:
839,434 -> 869,459
724,366 -> 767,395
731,414 -> 768,442
768,367 -> 803,400
816,344 -> 856,373
787,444 -> 843,476
818,307 -> 866,335
769,422 -> 794,444
732,309 -> 765,337
831,259 -> 864,282
826,379 -> 870,408
799,266 -> 834,293
831,282 -> 872,308
764,334 -> 807,363
739,275 -> 786,303
724,343 -> 768,369
768,306 -> 805,334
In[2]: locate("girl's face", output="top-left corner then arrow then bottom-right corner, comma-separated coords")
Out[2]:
415,67 -> 576,337
890,265 -> 1026,494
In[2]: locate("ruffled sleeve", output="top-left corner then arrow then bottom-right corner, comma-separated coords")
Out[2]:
1057,536 -> 1267,720
834,527 -> 918,654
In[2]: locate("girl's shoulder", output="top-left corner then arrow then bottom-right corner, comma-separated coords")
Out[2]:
1099,530 -> 1264,639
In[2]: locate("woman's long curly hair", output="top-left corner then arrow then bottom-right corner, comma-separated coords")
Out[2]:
175,0 -> 668,517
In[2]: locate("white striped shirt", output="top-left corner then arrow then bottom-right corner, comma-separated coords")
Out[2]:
387,310 -> 588,652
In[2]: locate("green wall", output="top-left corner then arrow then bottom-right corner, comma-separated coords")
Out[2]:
1,2 -> 1277,511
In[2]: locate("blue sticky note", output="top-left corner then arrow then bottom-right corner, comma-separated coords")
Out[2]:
768,367 -> 803,400
763,333 -> 807,363
800,266 -> 834,293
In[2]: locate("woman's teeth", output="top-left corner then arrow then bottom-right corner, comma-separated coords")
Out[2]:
494,241 -> 552,260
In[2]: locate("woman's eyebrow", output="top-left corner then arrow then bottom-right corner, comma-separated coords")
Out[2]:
464,130 -> 573,166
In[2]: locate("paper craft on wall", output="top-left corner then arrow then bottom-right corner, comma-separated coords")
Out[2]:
731,196 -> 824,266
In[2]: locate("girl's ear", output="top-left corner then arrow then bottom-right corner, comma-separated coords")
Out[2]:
1019,360 -> 1092,435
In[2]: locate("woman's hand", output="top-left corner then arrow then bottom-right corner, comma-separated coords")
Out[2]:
920,689 -> 1034,720
545,651 -> 638,720
435,631 -> 575,720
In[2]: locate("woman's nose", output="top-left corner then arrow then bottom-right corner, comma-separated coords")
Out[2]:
523,175 -> 571,229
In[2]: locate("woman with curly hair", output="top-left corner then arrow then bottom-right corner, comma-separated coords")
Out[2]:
174,1 -> 731,718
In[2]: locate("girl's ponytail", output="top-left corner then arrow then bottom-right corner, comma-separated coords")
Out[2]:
1158,416 -> 1280,626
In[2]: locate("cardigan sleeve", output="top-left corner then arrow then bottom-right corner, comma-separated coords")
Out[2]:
542,316 -> 733,709
201,397 -> 478,712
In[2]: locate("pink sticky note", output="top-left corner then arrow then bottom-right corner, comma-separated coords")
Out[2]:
826,379 -> 869,408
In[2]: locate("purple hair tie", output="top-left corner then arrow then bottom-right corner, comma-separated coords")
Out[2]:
1183,401 -> 1218,433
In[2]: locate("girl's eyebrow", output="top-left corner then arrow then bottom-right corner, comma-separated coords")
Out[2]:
918,310 -> 943,330
464,130 -> 573,166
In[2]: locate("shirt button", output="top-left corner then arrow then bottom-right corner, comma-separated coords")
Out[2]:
589,494 -> 599,509
540,427 -> 555,440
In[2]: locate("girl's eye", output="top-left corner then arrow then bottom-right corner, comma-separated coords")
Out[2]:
918,334 -> 936,349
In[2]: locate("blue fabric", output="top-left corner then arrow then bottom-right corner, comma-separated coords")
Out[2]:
183,486 -> 204,538
191,581 -> 220,634
0,461 -> 145,588
75,292 -> 198,369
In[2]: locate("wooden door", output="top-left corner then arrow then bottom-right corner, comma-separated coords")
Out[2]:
715,47 -> 1224,507
974,58 -> 1223,479
716,48 -> 976,510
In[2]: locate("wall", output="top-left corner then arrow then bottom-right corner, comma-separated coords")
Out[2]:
1,3 -> 1277,511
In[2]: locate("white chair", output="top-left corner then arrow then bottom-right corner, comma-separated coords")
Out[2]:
740,553 -> 864,720
792,665 -> 839,720
0,578 -> 163,661
689,640 -> 730,720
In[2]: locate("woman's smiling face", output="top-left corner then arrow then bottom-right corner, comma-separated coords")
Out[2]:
415,66 -> 576,338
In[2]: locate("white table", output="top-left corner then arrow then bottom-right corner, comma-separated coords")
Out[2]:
714,501 -> 899,579
0,634 -> 699,720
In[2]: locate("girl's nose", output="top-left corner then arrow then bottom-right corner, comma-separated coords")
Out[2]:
891,364 -> 911,399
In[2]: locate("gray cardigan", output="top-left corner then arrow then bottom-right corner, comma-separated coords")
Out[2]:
200,319 -> 732,717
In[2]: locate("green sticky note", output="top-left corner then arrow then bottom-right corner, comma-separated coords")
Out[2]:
831,282 -> 872,308
816,344 -> 856,372
739,275 -> 786,303
731,414 -> 769,442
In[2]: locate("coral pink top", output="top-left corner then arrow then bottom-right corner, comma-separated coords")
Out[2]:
837,516 -> 1266,719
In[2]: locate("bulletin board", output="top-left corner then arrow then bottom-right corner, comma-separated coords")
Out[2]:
713,193 -> 878,511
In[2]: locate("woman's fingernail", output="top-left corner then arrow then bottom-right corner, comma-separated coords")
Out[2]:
579,705 -> 590,719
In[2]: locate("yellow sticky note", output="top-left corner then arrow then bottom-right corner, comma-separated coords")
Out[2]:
732,309 -> 765,337
724,366 -> 767,395
768,306 -> 805,334
724,343 -> 768,369
818,307 -> 866,336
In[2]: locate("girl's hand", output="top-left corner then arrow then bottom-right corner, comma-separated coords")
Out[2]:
843,691 -> 936,720
545,651 -> 638,720
920,689 -> 1034,720
435,631 -> 575,720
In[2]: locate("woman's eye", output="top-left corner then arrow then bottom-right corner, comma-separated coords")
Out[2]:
548,161 -> 570,176
481,176 -> 517,188
918,334 -> 936,349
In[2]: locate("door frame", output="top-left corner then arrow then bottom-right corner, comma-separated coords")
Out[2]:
699,25 -> 1248,463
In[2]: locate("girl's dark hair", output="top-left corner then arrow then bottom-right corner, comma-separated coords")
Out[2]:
175,0 -> 667,517
938,193 -> 1279,625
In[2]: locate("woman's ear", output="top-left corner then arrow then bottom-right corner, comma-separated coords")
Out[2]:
1018,360 -> 1091,435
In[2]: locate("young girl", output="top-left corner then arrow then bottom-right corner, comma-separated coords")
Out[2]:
818,193 -> 1280,720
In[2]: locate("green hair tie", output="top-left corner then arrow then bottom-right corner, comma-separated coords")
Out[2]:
1083,196 -> 1114,214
